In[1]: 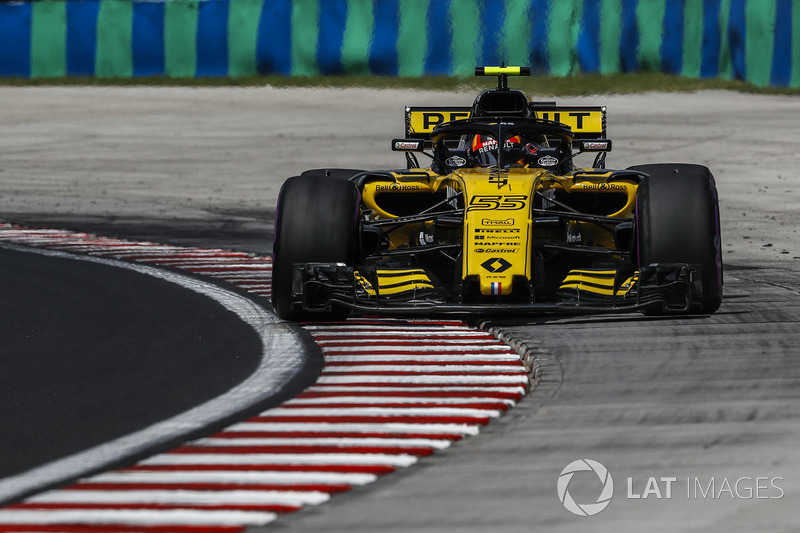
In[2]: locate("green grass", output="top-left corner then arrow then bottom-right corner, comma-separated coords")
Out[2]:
2,72 -> 798,95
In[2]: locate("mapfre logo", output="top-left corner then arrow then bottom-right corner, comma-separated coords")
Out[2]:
558,459 -> 614,517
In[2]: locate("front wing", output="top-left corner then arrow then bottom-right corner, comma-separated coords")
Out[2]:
286,262 -> 700,316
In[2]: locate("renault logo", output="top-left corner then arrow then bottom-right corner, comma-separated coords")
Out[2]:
481,257 -> 512,273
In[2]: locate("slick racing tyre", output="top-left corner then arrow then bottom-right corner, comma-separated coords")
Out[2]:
301,168 -> 366,180
272,174 -> 360,321
629,163 -> 723,314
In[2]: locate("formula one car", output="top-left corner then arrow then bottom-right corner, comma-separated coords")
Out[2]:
272,66 -> 723,321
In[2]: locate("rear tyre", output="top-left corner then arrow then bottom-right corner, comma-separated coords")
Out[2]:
271,174 -> 360,321
629,163 -> 723,314
301,168 -> 366,180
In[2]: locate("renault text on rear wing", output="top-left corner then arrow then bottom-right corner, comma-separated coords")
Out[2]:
405,105 -> 607,141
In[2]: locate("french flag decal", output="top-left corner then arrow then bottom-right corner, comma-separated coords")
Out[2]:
491,282 -> 502,295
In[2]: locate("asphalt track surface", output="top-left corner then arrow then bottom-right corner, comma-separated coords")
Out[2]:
0,240 -> 322,508
0,87 -> 799,531
0,245 -> 261,479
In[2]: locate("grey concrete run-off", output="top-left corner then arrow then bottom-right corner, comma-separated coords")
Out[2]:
1,87 -> 797,263
0,87 -> 798,531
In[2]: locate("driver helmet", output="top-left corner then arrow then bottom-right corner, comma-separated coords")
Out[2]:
467,135 -> 538,167
467,134 -> 500,167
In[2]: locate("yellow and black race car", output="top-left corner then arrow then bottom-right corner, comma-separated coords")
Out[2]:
272,67 -> 723,321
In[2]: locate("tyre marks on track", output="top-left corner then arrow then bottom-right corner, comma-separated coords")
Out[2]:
0,225 -> 530,531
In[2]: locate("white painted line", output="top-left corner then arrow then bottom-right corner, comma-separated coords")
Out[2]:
303,385 -> 526,395
321,365 -> 523,374
187,266 -> 266,270
115,252 -> 242,259
139,257 -> 256,263
311,331 -> 490,337
261,407 -> 501,418
225,421 -> 481,436
132,251 -> 252,258
193,437 -> 452,449
316,375 -> 528,385
92,470 -> 377,486
184,269 -> 268,277
142,454 -> 418,467
58,245 -> 181,253
304,326 -> 475,333
286,396 -> 516,406
213,273 -> 272,279
30,489 -> 329,506
140,261 -> 263,268
318,342 -> 505,349
320,345 -> 514,353
0,508 -> 277,526
323,354 -> 520,362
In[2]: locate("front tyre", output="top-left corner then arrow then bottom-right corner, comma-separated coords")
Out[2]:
271,174 -> 360,321
629,164 -> 723,314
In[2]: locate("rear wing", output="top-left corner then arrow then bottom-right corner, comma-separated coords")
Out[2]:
404,105 -> 608,141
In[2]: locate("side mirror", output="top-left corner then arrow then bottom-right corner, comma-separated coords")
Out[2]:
574,139 -> 612,152
391,139 -> 425,152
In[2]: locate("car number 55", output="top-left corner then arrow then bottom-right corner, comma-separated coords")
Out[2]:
468,195 -> 528,211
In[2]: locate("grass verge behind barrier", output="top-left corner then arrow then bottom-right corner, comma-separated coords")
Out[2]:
1,72 -> 799,95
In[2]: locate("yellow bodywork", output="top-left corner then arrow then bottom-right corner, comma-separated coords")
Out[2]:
360,167 -> 638,297
355,269 -> 434,296
559,269 -> 638,297
460,168 -> 540,295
